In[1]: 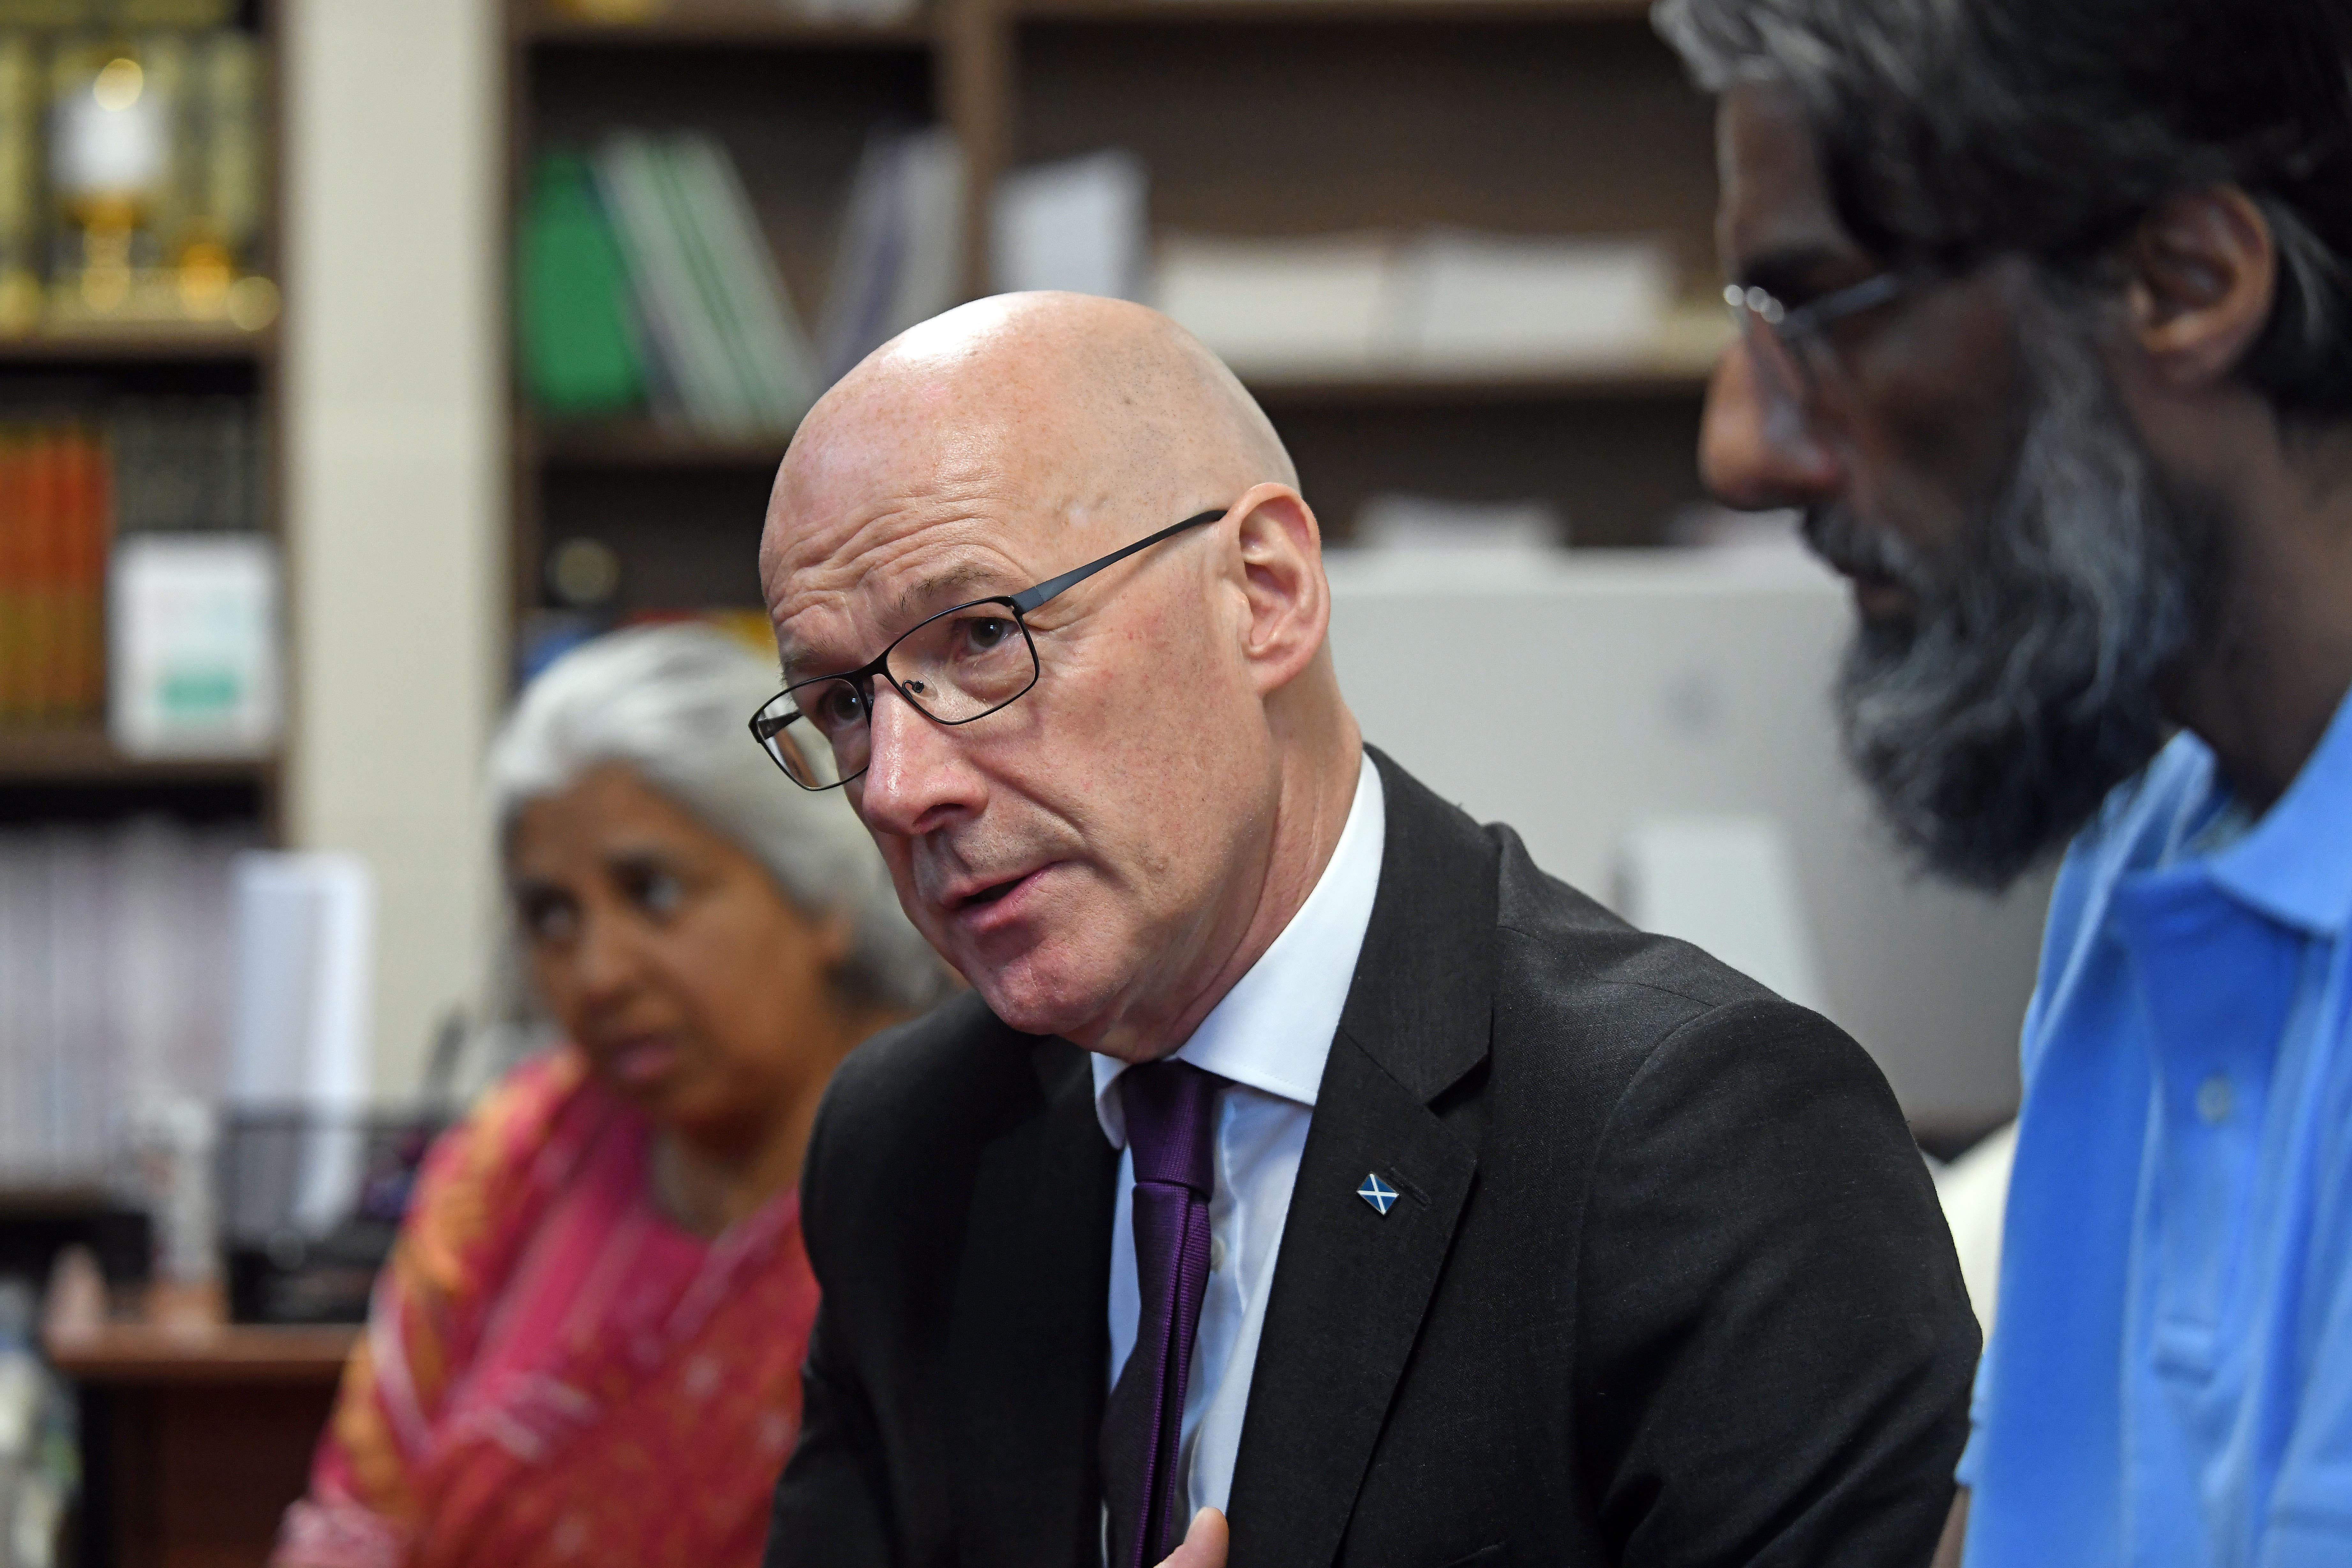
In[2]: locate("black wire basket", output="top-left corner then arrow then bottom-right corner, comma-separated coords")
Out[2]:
216,1106 -> 449,1325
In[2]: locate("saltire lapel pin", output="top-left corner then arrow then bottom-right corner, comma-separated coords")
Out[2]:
1357,1173 -> 1398,1215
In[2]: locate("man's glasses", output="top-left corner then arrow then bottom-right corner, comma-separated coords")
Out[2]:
1723,271 -> 1909,417
748,506 -> 1227,790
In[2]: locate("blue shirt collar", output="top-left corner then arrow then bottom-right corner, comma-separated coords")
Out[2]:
2203,679 -> 2352,936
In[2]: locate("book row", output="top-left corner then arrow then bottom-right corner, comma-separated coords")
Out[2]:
518,125 -> 963,436
0,817 -> 247,1186
0,397 -> 267,730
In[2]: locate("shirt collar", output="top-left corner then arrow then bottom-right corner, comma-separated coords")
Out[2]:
1092,753 -> 1385,1150
2203,679 -> 2352,936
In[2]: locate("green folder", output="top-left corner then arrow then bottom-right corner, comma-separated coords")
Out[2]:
518,151 -> 644,417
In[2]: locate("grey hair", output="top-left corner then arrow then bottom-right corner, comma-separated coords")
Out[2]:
1654,0 -> 2352,421
1802,280 -> 2213,886
487,623 -> 953,1013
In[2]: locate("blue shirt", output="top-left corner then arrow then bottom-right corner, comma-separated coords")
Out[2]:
1960,686 -> 2352,1567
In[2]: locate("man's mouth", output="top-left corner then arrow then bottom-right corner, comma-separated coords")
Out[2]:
1802,508 -> 1927,624
941,866 -> 1045,916
1846,571 -> 1917,624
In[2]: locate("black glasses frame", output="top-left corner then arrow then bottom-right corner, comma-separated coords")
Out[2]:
1724,271 -> 1910,410
749,506 -> 1228,790
1725,272 -> 1907,339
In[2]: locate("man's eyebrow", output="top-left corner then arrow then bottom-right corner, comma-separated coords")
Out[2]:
777,562 -> 1019,683
891,563 -> 1003,623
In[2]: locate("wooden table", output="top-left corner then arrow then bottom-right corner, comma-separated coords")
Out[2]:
47,1311 -> 355,1568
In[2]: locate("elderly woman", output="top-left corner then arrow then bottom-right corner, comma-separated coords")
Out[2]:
274,625 -> 950,1568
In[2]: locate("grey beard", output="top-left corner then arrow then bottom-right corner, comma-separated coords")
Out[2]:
1807,302 -> 2213,890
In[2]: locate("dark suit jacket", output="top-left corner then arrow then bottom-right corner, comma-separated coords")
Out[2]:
766,750 -> 1978,1568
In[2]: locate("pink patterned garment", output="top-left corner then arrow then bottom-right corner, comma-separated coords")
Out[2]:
273,1049 -> 818,1568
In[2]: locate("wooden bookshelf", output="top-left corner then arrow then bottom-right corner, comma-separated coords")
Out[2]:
49,1290 -> 350,1568
0,326 -> 275,366
1245,365 -> 1717,406
519,9 -> 936,49
0,5 -> 289,824
534,418 -> 793,469
49,1318 -> 356,1387
0,729 -> 275,787
1008,0 -> 1656,22
506,0 -> 1723,621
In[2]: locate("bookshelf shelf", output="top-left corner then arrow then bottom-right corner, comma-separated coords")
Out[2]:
1244,364 -> 1714,407
0,730 -> 276,787
1009,0 -> 1651,23
525,368 -> 1712,476
534,420 -> 793,469
520,3 -> 934,48
0,328 -> 274,366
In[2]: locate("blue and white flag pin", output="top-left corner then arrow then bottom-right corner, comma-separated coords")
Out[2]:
1357,1173 -> 1398,1215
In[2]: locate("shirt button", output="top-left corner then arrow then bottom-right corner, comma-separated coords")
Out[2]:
1208,1236 -> 1227,1272
2196,1074 -> 2233,1125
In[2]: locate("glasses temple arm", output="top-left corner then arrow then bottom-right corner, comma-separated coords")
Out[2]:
1780,271 -> 1907,337
1009,509 -> 1226,615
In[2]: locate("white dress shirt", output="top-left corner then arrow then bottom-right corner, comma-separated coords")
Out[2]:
1092,752 -> 1385,1526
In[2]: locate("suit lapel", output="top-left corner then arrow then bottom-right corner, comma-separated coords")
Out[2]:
950,1037 -> 1119,1568
1225,751 -> 1498,1568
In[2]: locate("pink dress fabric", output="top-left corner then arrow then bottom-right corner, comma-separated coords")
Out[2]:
272,1048 -> 818,1568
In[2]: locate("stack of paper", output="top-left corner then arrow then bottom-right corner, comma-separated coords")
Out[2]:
1393,232 -> 1671,370
818,124 -> 966,383
226,852 -> 376,1235
594,132 -> 825,436
1153,232 -> 1395,377
1152,228 -> 1675,379
990,148 -> 1149,302
1354,492 -> 1568,552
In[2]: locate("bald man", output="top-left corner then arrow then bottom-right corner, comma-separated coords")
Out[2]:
753,295 -> 1976,1568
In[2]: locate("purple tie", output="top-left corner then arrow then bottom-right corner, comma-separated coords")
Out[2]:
1101,1059 -> 1223,1568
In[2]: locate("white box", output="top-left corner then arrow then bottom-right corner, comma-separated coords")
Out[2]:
1394,231 -> 1670,370
991,148 -> 1149,302
227,851 -> 376,1235
1152,232 -> 1397,377
1353,492 -> 1567,552
108,533 -> 283,758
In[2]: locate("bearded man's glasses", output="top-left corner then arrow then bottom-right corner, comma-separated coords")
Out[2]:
1724,272 -> 1910,416
749,507 -> 1225,790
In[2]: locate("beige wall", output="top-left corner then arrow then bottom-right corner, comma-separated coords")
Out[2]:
283,0 -> 504,1098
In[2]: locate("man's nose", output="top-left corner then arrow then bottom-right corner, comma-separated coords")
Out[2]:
854,683 -> 983,838
1699,339 -> 1844,511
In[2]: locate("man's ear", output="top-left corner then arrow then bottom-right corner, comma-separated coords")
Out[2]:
2120,186 -> 2278,390
1228,483 -> 1330,695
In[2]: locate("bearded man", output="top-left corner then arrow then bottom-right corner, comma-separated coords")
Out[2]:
1657,1 -> 2352,1564
752,293 -> 1975,1568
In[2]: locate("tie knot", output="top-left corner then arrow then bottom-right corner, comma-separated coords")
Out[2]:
1120,1059 -> 1222,1196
